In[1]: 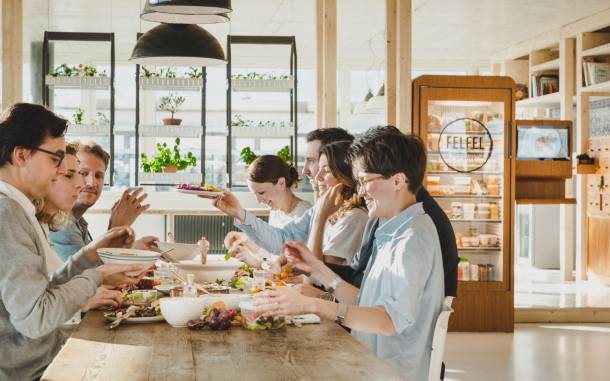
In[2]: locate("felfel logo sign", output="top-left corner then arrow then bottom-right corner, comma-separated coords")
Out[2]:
438,117 -> 493,173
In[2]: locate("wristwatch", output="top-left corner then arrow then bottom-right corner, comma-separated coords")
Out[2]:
335,303 -> 347,325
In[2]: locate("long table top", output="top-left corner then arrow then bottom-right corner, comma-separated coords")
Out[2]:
42,311 -> 404,381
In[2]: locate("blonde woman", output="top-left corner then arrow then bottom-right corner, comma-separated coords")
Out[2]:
35,143 -> 156,314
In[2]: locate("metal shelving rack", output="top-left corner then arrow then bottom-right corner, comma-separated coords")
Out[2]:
134,35 -> 207,187
42,31 -> 115,185
226,35 -> 298,187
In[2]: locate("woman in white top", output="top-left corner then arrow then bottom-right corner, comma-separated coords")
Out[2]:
247,155 -> 311,228
226,156 -> 311,268
34,142 -> 125,313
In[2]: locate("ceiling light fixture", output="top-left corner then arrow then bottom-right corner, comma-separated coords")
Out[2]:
129,23 -> 226,66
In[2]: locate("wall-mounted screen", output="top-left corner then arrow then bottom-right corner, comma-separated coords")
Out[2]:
516,124 -> 570,160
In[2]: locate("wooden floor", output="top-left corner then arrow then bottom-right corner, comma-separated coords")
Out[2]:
445,323 -> 610,381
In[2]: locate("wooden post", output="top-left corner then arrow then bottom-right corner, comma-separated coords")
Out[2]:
323,0 -> 337,128
2,0 -> 23,109
315,0 -> 324,129
575,34 -> 588,281
396,0 -> 411,133
560,37 -> 576,282
385,0 -> 397,126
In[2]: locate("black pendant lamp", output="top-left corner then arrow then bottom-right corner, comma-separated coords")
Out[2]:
147,0 -> 232,15
141,1 -> 230,24
129,23 -> 225,66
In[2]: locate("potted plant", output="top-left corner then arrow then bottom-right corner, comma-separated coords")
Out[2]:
239,147 -> 258,166
577,153 -> 594,165
276,145 -> 292,165
157,93 -> 186,126
72,108 -> 84,125
187,67 -> 203,79
140,137 -> 197,174
141,66 -> 159,78
159,67 -> 177,78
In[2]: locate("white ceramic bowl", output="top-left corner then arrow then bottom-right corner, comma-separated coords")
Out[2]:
159,297 -> 207,328
199,294 -> 252,310
97,248 -> 160,276
156,242 -> 199,261
174,255 -> 242,283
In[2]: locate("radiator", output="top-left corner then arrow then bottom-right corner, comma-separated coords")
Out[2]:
174,215 -> 269,254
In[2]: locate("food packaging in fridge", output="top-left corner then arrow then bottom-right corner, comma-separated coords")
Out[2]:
487,184 -> 500,196
451,202 -> 463,219
427,176 -> 441,186
470,264 -> 479,281
463,203 -> 475,220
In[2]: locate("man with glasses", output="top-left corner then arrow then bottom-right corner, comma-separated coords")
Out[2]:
50,142 -> 151,261
0,103 -> 145,380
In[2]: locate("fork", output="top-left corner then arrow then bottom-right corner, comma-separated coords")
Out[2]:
109,305 -> 139,329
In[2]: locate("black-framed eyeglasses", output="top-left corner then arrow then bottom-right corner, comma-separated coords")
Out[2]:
33,147 -> 65,168
355,175 -> 387,190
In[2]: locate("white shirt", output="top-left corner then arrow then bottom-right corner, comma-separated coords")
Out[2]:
318,207 -> 369,264
0,180 -> 55,273
268,199 -> 312,228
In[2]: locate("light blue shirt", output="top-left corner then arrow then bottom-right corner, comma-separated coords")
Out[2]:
353,202 -> 444,381
235,205 -> 316,255
49,216 -> 93,262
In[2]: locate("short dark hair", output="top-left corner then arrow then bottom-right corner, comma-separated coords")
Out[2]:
0,103 -> 68,167
306,127 -> 354,146
248,155 -> 300,188
351,126 -> 426,194
78,141 -> 110,169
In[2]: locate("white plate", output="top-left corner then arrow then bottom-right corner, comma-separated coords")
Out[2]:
177,188 -> 222,197
104,314 -> 165,324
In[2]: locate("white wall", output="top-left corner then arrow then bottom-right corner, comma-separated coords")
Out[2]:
532,205 -> 561,269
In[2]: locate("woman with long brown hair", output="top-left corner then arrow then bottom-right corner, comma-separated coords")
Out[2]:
309,140 -> 368,264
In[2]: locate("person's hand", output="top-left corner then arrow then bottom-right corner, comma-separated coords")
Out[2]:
95,263 -> 149,286
283,241 -> 322,275
205,191 -> 246,221
131,236 -> 160,251
294,283 -> 325,298
230,243 -> 263,269
85,226 -> 136,262
81,286 -> 124,312
254,286 -> 314,317
317,184 -> 344,222
224,231 -> 248,249
109,188 -> 150,228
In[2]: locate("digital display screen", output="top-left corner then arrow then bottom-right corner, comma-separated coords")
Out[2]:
516,125 -> 570,160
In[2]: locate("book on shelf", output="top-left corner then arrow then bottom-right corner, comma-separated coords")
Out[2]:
530,74 -> 559,97
582,59 -> 610,87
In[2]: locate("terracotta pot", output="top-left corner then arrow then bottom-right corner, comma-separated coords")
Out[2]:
163,118 -> 182,126
163,165 -> 178,173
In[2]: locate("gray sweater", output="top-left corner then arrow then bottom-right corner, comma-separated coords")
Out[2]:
0,194 -> 102,380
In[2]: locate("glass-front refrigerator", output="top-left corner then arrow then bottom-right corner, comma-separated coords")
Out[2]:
413,75 -> 515,332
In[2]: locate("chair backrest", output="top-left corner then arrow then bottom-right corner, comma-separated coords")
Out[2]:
428,296 -> 454,381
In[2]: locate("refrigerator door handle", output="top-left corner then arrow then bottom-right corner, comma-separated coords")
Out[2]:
506,120 -> 512,160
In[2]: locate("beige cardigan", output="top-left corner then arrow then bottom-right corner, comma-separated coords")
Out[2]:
0,193 -> 102,380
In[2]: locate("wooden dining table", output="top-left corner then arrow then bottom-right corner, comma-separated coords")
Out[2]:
41,311 -> 405,381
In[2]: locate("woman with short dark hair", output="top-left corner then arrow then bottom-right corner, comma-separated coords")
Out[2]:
255,129 -> 444,381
